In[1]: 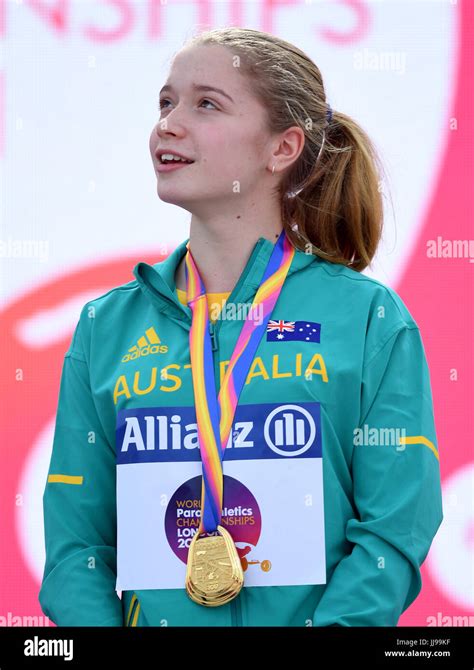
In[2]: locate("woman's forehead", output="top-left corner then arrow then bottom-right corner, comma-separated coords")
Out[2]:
170,44 -> 240,81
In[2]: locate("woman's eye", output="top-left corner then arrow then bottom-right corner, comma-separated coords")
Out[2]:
199,98 -> 217,109
158,98 -> 217,111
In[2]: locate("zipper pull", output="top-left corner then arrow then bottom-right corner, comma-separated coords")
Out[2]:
209,320 -> 218,352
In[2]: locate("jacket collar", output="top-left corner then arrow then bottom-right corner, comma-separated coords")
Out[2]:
132,235 -> 316,325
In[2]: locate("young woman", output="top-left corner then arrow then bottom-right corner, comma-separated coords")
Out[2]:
39,27 -> 443,627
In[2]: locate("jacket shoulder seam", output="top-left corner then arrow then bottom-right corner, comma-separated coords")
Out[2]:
317,263 -> 416,325
80,281 -> 140,308
65,350 -> 87,364
363,323 -> 419,369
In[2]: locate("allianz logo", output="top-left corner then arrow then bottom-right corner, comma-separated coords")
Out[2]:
120,404 -> 317,457
122,326 -> 168,363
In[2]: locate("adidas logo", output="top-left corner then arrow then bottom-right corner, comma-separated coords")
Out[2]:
121,327 -> 168,363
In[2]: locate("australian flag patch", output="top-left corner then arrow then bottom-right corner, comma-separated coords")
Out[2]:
266,319 -> 321,343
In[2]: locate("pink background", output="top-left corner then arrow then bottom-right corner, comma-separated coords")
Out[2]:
0,0 -> 472,626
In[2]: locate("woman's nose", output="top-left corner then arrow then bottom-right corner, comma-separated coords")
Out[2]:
156,106 -> 188,137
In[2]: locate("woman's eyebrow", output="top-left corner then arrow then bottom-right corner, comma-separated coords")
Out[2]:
159,83 -> 235,104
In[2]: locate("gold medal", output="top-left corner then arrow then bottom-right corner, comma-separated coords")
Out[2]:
185,524 -> 244,606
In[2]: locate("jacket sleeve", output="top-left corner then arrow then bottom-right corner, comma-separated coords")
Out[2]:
313,324 -> 443,626
38,309 -> 123,626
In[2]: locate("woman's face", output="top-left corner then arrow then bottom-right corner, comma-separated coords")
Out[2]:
149,44 -> 275,215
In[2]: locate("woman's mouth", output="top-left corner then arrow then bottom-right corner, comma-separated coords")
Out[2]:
156,160 -> 195,173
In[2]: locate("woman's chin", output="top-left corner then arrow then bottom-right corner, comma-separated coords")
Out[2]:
156,189 -> 186,205
156,190 -> 195,211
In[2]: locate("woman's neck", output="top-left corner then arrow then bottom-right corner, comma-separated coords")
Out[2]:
174,219 -> 284,294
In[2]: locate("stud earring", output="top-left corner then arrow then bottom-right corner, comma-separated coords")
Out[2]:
272,164 -> 275,175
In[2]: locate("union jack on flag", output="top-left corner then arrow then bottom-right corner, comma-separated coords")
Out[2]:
267,319 -> 295,333
266,319 -> 321,343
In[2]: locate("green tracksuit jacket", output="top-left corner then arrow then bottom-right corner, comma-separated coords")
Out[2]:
38,235 -> 443,626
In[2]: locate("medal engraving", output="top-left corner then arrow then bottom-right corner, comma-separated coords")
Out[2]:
185,524 -> 244,606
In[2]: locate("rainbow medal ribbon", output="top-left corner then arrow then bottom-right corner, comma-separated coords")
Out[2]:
184,230 -> 295,606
